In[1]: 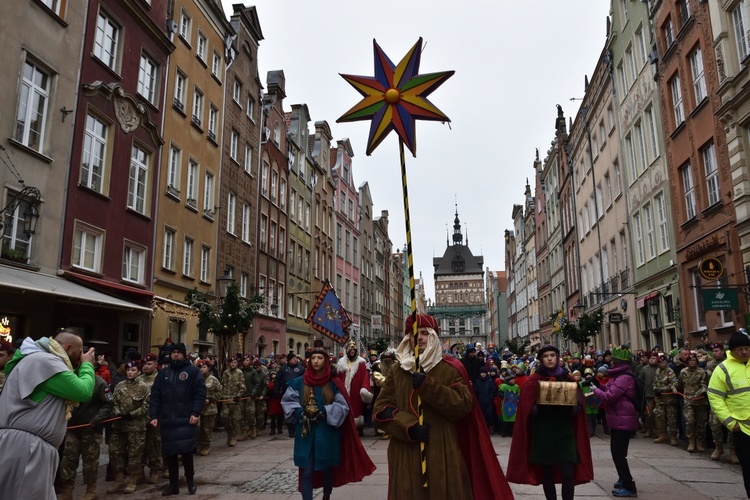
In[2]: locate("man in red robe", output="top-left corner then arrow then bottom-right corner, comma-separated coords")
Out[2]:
336,340 -> 372,436
374,313 -> 513,499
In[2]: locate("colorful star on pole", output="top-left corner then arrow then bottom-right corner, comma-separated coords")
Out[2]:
337,38 -> 454,156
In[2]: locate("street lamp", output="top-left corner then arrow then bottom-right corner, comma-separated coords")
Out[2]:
217,271 -> 234,299
572,301 -> 585,320
0,186 -> 41,237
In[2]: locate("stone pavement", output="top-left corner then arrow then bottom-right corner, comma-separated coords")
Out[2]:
76,428 -> 746,499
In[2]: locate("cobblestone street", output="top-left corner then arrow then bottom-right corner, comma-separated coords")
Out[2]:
77,427 -> 747,499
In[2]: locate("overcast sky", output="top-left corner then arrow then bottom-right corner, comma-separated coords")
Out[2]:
220,1 -> 612,302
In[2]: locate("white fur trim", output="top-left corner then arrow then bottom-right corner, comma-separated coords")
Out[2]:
360,388 -> 373,404
336,355 -> 366,394
354,416 -> 364,428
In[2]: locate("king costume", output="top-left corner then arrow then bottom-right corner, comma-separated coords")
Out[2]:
374,314 -> 513,500
336,341 -> 372,429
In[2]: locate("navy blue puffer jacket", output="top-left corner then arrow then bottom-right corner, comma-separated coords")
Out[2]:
150,359 -> 206,455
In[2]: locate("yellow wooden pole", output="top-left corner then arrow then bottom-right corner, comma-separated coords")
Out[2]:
400,139 -> 427,487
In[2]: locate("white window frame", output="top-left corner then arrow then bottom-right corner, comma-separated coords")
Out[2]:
186,159 -> 198,203
128,144 -> 149,215
690,46 -> 707,103
240,273 -> 248,298
230,130 -> 238,160
665,19 -> 674,48
233,79 -> 241,103
81,113 -> 108,194
633,212 -> 645,266
682,163 -> 697,220
179,9 -> 191,42
15,60 -> 50,153
192,86 -> 204,127
703,142 -> 720,206
226,192 -> 236,235
261,160 -> 269,197
137,53 -> 158,105
646,107 -> 659,161
244,144 -> 252,173
242,203 -> 251,243
2,193 -> 34,259
162,228 -> 175,270
183,238 -> 194,277
280,178 -> 286,210
212,51 -> 222,78
246,95 -> 255,119
733,1 -> 749,62
670,75 -> 684,125
203,172 -> 214,217
644,202 -> 655,260
94,11 -> 120,70
200,245 -> 210,283
655,192 -> 670,253
72,222 -> 104,273
167,144 -> 181,192
122,242 -> 146,284
196,31 -> 207,62
174,71 -> 186,110
260,214 -> 267,251
208,105 -> 218,140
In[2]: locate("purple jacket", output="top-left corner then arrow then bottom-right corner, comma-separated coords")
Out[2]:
592,363 -> 638,431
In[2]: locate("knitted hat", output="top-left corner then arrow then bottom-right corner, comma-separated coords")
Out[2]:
597,366 -> 608,374
287,352 -> 296,361
572,370 -> 582,378
172,343 -> 187,356
729,330 -> 750,350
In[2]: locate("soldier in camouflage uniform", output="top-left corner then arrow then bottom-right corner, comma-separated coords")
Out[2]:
136,353 -> 161,483
197,360 -> 221,455
221,355 -> 245,446
246,358 -> 269,438
677,352 -> 708,452
58,373 -> 113,500
240,355 -> 255,440
653,353 -> 680,446
706,343 -> 738,462
107,360 -> 149,494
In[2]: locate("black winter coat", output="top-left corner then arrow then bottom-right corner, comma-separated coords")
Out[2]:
150,359 -> 206,455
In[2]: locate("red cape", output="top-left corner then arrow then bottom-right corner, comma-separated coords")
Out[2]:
299,376 -> 376,490
443,356 -> 514,499
506,372 -> 594,486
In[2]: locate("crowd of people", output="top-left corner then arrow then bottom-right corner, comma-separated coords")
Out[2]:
1,322 -> 749,499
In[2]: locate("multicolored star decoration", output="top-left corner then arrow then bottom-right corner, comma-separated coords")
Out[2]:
337,38 -> 454,156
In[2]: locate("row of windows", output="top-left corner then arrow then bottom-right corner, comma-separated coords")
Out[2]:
335,223 -> 359,264
161,227 -> 212,284
678,141 -> 720,221
632,192 -> 670,266
577,163 -> 622,240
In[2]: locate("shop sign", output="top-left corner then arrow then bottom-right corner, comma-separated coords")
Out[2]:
701,289 -> 738,310
699,257 -> 724,281
608,313 -> 623,324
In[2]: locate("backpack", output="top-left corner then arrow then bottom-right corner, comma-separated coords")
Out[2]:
623,372 -> 646,413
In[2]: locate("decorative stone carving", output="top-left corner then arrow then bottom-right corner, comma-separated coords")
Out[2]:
716,43 -> 726,82
113,92 -> 142,133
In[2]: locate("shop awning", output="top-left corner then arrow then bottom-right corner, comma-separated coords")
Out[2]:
0,264 -> 152,312
636,291 -> 660,309
65,271 -> 154,297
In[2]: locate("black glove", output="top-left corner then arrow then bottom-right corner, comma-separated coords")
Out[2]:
233,396 -> 241,403
412,372 -> 426,390
580,379 -> 593,387
91,417 -> 102,429
376,406 -> 395,421
530,404 -> 540,417
408,424 -> 430,442
654,389 -> 661,397
591,378 -> 602,388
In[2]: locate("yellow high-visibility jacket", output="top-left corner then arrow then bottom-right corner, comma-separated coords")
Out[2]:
708,351 -> 750,436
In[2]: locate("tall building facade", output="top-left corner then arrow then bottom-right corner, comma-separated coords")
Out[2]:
654,0 -> 745,343
429,210 -> 488,348
61,0 -> 173,357
152,0 -> 233,354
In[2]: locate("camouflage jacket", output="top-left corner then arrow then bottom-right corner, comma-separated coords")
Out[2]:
137,371 -> 157,390
677,366 -> 708,405
221,367 -> 246,401
246,366 -> 269,398
706,357 -> 725,378
202,374 -> 222,416
112,378 -> 149,431
654,366 -> 678,396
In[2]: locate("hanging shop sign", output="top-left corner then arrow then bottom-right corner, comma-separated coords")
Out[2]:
701,288 -> 738,310
699,257 -> 724,281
